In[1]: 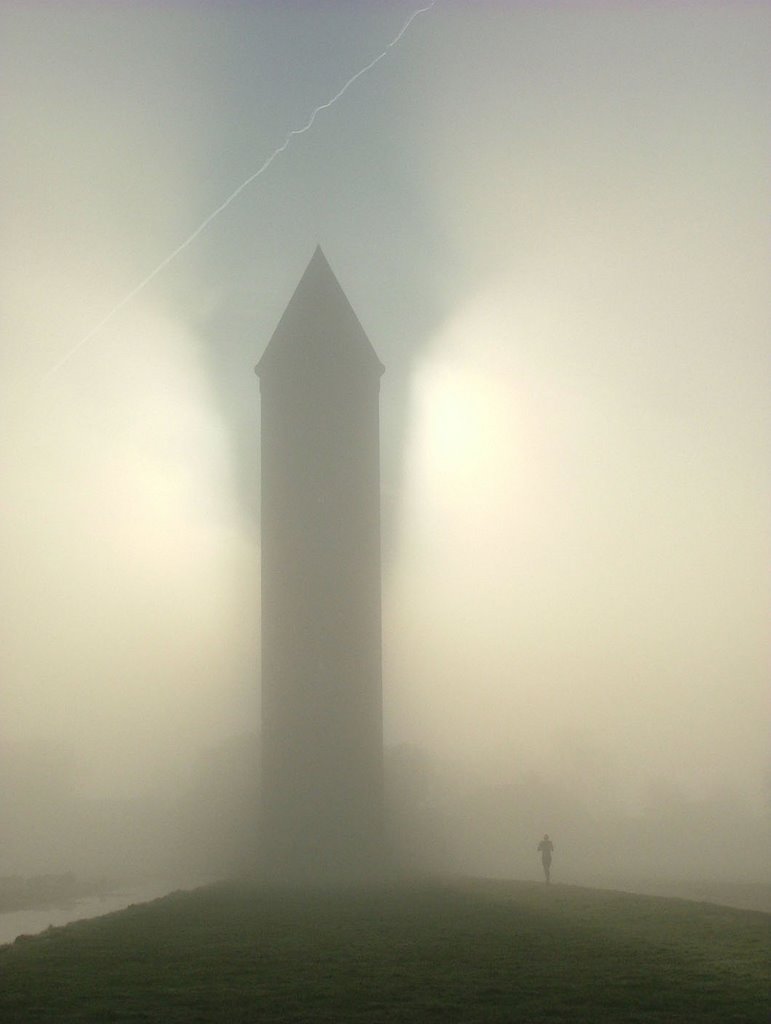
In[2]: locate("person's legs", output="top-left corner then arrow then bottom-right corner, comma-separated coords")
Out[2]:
543,858 -> 551,884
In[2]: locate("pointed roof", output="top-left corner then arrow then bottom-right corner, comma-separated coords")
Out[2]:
256,247 -> 384,380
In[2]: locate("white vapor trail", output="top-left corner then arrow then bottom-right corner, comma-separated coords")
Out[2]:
42,0 -> 440,382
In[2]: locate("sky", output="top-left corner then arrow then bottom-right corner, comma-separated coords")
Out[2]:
1,1 -> 768,830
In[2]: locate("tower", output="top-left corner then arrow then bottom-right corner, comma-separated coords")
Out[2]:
256,247 -> 385,883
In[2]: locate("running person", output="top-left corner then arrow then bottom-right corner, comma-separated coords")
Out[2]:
537,834 -> 554,883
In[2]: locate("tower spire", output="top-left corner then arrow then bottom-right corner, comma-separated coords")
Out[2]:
256,248 -> 384,380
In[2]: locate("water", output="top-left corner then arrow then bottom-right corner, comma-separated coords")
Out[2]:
0,881 -> 191,946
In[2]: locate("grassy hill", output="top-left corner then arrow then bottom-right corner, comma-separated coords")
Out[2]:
0,879 -> 767,1022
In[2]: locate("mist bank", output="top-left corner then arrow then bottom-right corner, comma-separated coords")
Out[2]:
1,737 -> 768,897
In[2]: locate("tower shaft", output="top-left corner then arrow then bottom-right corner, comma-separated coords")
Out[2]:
256,249 -> 384,882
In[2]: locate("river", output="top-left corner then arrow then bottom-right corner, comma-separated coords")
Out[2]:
0,880 -> 201,946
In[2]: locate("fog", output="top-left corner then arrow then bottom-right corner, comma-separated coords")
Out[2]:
1,3 -> 768,891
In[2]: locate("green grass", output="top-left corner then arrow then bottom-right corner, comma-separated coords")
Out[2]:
0,879 -> 768,1022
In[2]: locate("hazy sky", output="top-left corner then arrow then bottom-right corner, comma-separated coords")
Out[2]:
1,2 -> 768,811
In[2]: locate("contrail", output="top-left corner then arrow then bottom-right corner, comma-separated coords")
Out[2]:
42,0 -> 440,382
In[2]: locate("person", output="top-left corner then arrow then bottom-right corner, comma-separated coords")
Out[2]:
537,834 -> 554,883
